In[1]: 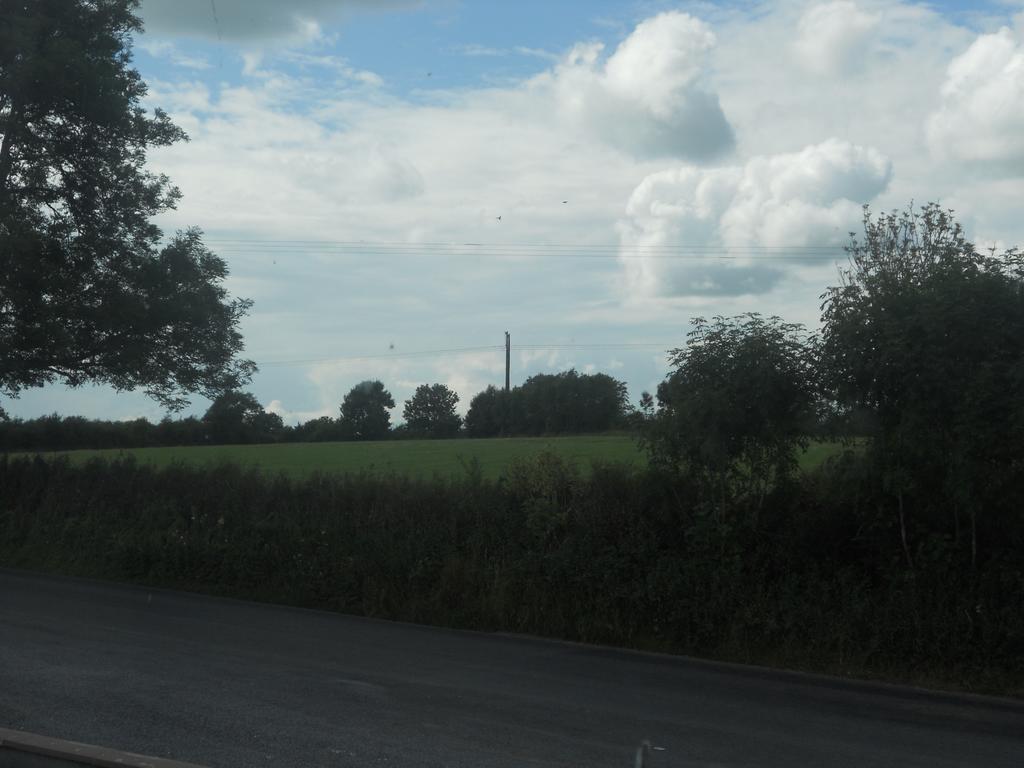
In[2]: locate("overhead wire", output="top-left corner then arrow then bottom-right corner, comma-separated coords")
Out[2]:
209,238 -> 839,368
255,342 -> 677,368
257,344 -> 505,367
200,238 -> 850,261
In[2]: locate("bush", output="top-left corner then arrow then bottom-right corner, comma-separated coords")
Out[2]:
0,452 -> 1021,693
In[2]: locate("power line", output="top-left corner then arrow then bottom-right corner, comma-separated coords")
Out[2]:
257,344 -> 504,367
199,239 -> 850,261
203,238 -> 844,250
255,342 -> 675,368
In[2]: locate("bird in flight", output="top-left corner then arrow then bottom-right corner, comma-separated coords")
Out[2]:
562,200 -> 568,204
496,215 -> 502,222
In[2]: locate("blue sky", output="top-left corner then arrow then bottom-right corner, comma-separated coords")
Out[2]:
8,0 -> 1024,424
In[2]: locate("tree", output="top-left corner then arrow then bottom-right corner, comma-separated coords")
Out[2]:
0,0 -> 253,414
403,383 -> 462,438
202,390 -> 283,444
465,371 -> 630,438
820,203 -> 1024,567
464,385 -> 519,437
516,370 -> 629,435
289,415 -> 341,443
154,415 -> 205,446
339,380 -> 394,441
645,314 -> 819,515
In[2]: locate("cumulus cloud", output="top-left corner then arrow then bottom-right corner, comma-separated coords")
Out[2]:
138,0 -> 412,42
528,11 -> 734,160
618,139 -> 891,298
926,27 -> 1024,173
16,3 -> 1024,424
794,1 -> 880,76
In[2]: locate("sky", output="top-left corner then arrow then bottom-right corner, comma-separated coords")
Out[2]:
8,0 -> 1024,424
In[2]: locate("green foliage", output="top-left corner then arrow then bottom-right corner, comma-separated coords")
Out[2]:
25,434 -> 657,479
517,370 -> 630,434
288,415 -> 341,443
0,0 -> 253,412
464,385 -> 519,437
1,452 -> 1020,694
820,203 -> 1024,567
402,383 -> 462,438
644,314 -> 819,514
464,370 -> 630,437
338,380 -> 395,441
202,390 -> 283,444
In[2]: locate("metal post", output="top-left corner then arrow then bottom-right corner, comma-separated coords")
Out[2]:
504,331 -> 510,392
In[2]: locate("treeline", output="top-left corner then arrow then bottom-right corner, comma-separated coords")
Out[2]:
0,414 -> 210,452
0,369 -> 633,451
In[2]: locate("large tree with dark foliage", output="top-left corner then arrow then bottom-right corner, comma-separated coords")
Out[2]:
0,0 -> 254,416
289,415 -> 341,443
339,380 -> 394,441
820,203 -> 1024,567
464,385 -> 518,437
516,370 -> 629,435
403,383 -> 461,438
202,390 -> 283,445
465,371 -> 629,437
645,313 -> 818,514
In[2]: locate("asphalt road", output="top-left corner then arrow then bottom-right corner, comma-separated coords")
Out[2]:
1,569 -> 1022,768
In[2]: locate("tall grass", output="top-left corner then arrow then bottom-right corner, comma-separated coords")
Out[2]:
1,452 -> 1020,695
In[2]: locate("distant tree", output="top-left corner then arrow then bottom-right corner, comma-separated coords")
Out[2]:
202,391 -> 282,444
0,0 -> 253,416
155,415 -> 205,446
646,314 -> 818,516
290,415 -> 341,443
403,383 -> 462,438
516,370 -> 629,435
820,203 -> 1024,567
464,385 -> 518,437
465,372 -> 629,437
339,380 -> 395,441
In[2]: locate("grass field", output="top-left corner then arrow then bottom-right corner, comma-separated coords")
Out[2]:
19,435 -> 849,480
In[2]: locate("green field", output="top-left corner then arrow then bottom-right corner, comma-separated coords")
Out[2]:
21,435 -> 848,480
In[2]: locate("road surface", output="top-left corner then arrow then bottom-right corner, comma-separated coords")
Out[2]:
1,568 -> 1021,767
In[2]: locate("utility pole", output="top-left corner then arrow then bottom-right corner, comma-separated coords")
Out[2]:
504,331 -> 510,392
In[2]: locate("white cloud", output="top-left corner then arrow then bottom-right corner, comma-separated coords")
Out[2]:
518,349 -> 563,370
139,0 -> 412,42
926,27 -> 1024,173
265,399 -> 332,424
279,51 -> 384,87
514,46 -> 558,61
604,11 -> 717,116
137,40 -> 211,70
794,1 -> 880,76
527,11 -> 734,160
712,0 -> 970,167
454,44 -> 507,57
618,139 -> 891,298
16,3 -> 1024,425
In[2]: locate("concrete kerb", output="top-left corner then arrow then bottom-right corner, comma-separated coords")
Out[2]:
0,728 -> 208,768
